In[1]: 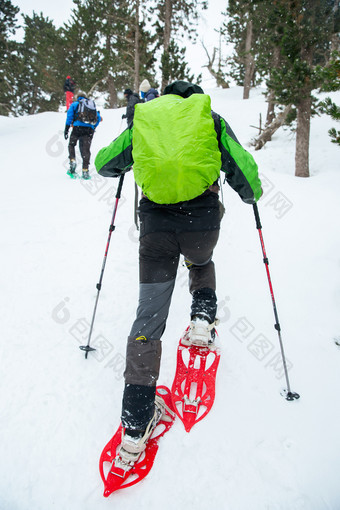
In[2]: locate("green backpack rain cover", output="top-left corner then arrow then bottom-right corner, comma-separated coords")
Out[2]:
132,93 -> 221,204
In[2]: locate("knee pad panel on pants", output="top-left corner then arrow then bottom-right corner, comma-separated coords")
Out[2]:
124,336 -> 162,386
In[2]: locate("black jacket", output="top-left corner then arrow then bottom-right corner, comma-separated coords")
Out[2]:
64,78 -> 76,93
125,93 -> 141,127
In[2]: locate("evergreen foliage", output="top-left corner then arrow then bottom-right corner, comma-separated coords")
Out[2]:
222,0 -> 339,106
221,0 -> 252,86
1,0 -> 198,116
265,0 -> 338,105
3,0 -> 339,146
220,0 -> 339,177
16,13 -> 65,115
0,0 -> 20,115
317,51 -> 340,145
152,0 -> 206,90
160,39 -> 197,87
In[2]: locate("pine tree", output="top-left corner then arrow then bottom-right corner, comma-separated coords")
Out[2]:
317,51 -> 340,146
153,0 -> 207,91
265,0 -> 339,177
223,0 -> 339,174
16,13 -> 65,115
0,0 -> 20,115
222,0 -> 265,98
61,0 -> 109,100
62,0 -> 156,107
117,0 -> 157,95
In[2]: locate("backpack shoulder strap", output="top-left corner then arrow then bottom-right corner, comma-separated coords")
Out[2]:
211,110 -> 221,141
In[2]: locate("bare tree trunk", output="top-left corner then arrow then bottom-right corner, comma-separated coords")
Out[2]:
164,0 -> 172,51
104,33 -> 117,107
30,85 -> 38,114
295,95 -> 311,177
134,0 -> 140,93
107,74 -> 117,108
253,104 -> 292,150
0,102 -> 11,113
243,18 -> 255,99
295,48 -> 313,178
161,0 -> 172,92
266,47 -> 281,127
330,32 -> 340,52
266,90 -> 276,126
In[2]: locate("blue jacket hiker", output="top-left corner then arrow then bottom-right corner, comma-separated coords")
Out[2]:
64,90 -> 102,179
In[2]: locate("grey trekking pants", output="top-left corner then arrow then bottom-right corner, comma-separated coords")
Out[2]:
121,191 -> 222,431
124,229 -> 219,389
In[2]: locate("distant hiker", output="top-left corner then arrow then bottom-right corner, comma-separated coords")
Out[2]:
122,89 -> 141,127
63,75 -> 76,110
64,90 -> 102,180
139,79 -> 159,101
95,81 -> 262,468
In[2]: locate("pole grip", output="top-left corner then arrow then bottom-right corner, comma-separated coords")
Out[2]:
253,203 -> 262,230
116,173 -> 125,199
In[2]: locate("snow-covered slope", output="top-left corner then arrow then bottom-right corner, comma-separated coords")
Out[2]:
1,87 -> 340,510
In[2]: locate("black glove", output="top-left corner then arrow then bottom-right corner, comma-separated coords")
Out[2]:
122,114 -> 127,119
64,126 -> 70,140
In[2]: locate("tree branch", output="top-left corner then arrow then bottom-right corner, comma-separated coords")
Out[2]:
88,77 -> 106,96
253,104 -> 292,150
201,40 -> 229,89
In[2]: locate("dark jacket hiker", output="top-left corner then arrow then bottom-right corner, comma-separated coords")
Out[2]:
64,75 -> 76,110
122,89 -> 142,127
63,76 -> 76,93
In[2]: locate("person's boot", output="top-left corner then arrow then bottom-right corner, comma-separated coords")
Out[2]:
117,394 -> 174,467
184,315 -> 220,347
82,168 -> 90,180
67,159 -> 77,177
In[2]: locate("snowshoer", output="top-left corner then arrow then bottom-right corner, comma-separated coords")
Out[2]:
122,88 -> 141,127
140,79 -> 159,101
95,80 -> 262,463
63,75 -> 76,110
64,90 -> 102,179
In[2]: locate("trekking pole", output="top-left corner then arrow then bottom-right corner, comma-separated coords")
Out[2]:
116,117 -> 124,138
80,173 -> 125,359
134,181 -> 139,230
252,203 -> 300,401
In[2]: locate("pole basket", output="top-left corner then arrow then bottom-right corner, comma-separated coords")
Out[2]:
281,389 -> 300,401
79,345 -> 96,353
79,345 -> 96,360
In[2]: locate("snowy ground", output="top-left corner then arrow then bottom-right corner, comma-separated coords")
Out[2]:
1,87 -> 340,510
